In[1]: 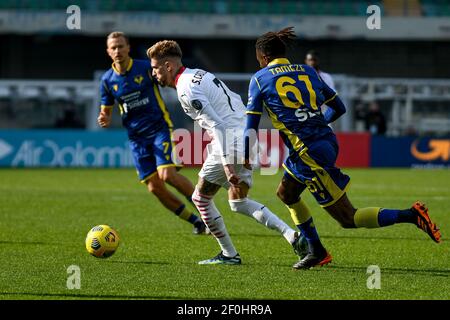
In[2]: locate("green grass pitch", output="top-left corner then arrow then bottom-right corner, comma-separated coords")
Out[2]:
0,168 -> 449,300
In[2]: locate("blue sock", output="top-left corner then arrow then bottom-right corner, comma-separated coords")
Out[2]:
378,208 -> 415,227
174,204 -> 185,216
188,214 -> 200,224
296,217 -> 325,255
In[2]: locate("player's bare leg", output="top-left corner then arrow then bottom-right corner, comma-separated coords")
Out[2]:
325,194 -> 441,243
227,182 -> 303,256
193,178 -> 240,264
146,173 -> 206,234
277,175 -> 331,269
323,194 -> 357,228
158,166 -> 195,198
157,166 -> 205,229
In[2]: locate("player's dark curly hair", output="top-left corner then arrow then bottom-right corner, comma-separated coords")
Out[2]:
255,27 -> 297,58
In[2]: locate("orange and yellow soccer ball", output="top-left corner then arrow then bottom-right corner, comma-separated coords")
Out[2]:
85,225 -> 120,258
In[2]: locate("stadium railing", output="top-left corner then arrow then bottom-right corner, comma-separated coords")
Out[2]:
1,75 -> 450,136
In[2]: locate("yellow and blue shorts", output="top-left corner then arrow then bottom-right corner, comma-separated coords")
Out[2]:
128,127 -> 180,183
283,135 -> 350,207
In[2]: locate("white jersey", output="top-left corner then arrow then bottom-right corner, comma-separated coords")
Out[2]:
176,67 -> 246,164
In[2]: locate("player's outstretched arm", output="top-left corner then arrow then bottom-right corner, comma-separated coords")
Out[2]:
99,78 -> 114,128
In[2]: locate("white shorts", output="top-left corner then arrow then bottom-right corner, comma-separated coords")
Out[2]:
198,153 -> 253,190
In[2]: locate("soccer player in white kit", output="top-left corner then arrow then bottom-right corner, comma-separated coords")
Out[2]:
147,40 -> 306,265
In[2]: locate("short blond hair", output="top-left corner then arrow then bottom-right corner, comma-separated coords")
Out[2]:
147,40 -> 182,60
106,31 -> 129,45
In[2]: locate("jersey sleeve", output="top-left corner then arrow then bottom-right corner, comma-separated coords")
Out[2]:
186,84 -> 233,164
321,79 -> 338,105
246,76 -> 263,115
100,79 -> 115,110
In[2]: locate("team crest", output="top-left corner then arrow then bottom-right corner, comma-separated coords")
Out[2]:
113,84 -> 118,91
134,75 -> 144,85
191,99 -> 203,110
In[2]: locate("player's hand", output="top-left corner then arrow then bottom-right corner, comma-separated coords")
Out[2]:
224,164 -> 240,186
97,111 -> 111,128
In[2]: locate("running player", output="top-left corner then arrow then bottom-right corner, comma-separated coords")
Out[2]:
147,40 -> 306,265
98,32 -> 206,234
244,27 -> 441,269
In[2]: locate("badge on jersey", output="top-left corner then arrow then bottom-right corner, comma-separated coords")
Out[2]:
191,99 -> 203,110
134,75 -> 144,85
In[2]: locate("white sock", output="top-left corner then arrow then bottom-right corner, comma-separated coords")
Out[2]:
192,188 -> 238,258
229,198 -> 297,244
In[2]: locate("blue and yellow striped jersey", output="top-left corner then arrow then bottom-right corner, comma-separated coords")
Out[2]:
100,58 -> 173,140
247,58 -> 338,147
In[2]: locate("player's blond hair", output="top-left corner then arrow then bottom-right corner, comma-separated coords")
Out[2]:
106,31 -> 129,45
147,40 -> 182,60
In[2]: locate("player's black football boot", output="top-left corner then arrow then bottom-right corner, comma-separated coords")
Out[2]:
192,221 -> 210,235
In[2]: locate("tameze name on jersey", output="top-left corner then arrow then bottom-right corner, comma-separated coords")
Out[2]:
269,64 -> 305,75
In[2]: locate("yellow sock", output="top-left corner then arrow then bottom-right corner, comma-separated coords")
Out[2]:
178,207 -> 193,221
286,199 -> 312,225
354,207 -> 381,228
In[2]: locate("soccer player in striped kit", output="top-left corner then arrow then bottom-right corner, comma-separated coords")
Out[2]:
147,40 -> 306,265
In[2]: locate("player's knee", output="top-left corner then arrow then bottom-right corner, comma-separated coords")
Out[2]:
158,170 -> 171,182
192,187 -> 210,202
159,168 -> 180,187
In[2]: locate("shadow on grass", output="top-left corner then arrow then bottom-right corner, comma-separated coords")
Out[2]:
321,234 -> 447,242
325,265 -> 450,277
102,260 -> 170,266
0,291 -> 247,300
0,291 -> 198,300
232,233 -> 445,242
259,260 -> 449,277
